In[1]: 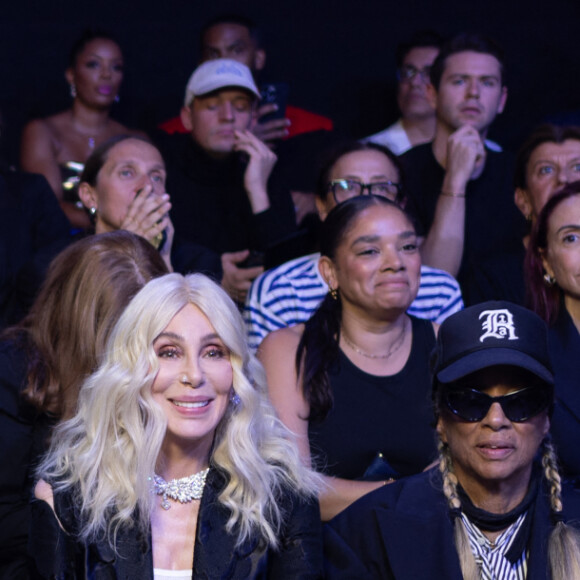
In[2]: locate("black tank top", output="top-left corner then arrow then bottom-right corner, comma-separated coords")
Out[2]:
308,316 -> 437,480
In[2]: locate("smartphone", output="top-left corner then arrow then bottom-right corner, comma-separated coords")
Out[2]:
238,250 -> 265,269
259,83 -> 289,124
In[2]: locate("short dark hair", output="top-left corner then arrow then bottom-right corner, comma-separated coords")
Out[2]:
200,13 -> 262,50
395,30 -> 445,69
315,141 -> 406,206
68,28 -> 120,68
429,32 -> 506,90
525,181 -> 580,324
514,124 -> 580,190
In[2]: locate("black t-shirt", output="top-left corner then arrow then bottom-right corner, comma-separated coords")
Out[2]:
308,316 -> 437,480
400,143 -> 526,302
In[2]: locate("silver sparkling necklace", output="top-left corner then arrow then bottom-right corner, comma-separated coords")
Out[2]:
151,467 -> 209,510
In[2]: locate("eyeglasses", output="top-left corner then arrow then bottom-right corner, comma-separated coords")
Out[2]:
443,386 -> 551,423
397,65 -> 431,83
328,179 -> 401,204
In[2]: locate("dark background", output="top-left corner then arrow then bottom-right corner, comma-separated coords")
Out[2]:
1,0 -> 579,166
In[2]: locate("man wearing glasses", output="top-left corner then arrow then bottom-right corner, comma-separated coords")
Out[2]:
365,31 -> 443,155
366,32 -> 501,157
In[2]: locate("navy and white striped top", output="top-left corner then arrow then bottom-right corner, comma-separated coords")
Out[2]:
462,512 -> 528,580
244,252 -> 463,350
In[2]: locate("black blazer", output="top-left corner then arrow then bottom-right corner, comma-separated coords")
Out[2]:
324,467 -> 580,579
29,469 -> 323,579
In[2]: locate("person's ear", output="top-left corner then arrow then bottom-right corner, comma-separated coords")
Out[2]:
497,86 -> 508,115
541,251 -> 556,281
436,416 -> 448,444
542,417 -> 550,439
315,195 -> 333,222
254,49 -> 266,71
318,255 -> 338,293
65,68 -> 75,91
426,83 -> 437,110
514,187 -> 533,221
180,104 -> 194,132
78,182 -> 98,212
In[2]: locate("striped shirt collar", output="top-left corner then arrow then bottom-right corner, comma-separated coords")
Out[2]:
461,512 -> 528,579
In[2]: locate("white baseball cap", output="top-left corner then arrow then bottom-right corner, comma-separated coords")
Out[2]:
183,58 -> 260,106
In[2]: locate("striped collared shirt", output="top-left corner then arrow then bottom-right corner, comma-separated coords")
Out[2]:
461,512 -> 528,580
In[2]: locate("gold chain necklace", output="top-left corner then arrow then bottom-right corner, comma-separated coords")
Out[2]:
341,319 -> 408,360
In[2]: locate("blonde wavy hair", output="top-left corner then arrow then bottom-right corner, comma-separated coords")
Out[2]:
38,273 -> 319,548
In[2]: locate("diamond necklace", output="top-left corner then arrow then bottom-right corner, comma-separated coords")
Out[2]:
151,467 -> 210,510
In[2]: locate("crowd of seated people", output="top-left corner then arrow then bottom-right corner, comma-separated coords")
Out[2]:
1,14 -> 580,578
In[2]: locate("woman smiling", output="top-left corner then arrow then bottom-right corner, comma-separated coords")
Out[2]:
31,273 -> 321,578
259,195 -> 437,521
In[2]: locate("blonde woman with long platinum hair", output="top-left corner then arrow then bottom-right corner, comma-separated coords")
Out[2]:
324,301 -> 580,579
32,273 -> 322,579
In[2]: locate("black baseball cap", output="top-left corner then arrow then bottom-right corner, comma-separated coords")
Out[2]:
433,301 -> 554,385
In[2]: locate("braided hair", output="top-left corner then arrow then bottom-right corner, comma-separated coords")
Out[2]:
542,439 -> 580,579
438,440 -> 479,580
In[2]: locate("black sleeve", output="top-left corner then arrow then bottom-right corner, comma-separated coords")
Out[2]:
268,495 -> 324,580
249,174 -> 297,251
323,496 -> 395,580
323,524 -> 377,579
28,497 -> 82,579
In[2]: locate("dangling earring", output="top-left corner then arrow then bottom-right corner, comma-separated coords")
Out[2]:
329,287 -> 339,301
114,94 -> 120,103
230,391 -> 241,407
70,83 -> 77,98
543,273 -> 556,286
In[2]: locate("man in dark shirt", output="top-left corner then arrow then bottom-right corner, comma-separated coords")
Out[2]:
158,59 -> 296,302
401,33 -> 525,300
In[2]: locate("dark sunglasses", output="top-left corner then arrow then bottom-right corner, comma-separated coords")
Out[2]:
443,386 -> 551,423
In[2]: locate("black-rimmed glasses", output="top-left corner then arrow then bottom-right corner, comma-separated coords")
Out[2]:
328,179 -> 401,204
397,65 -> 431,83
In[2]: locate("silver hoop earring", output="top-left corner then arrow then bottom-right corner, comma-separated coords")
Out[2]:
70,83 -> 77,98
